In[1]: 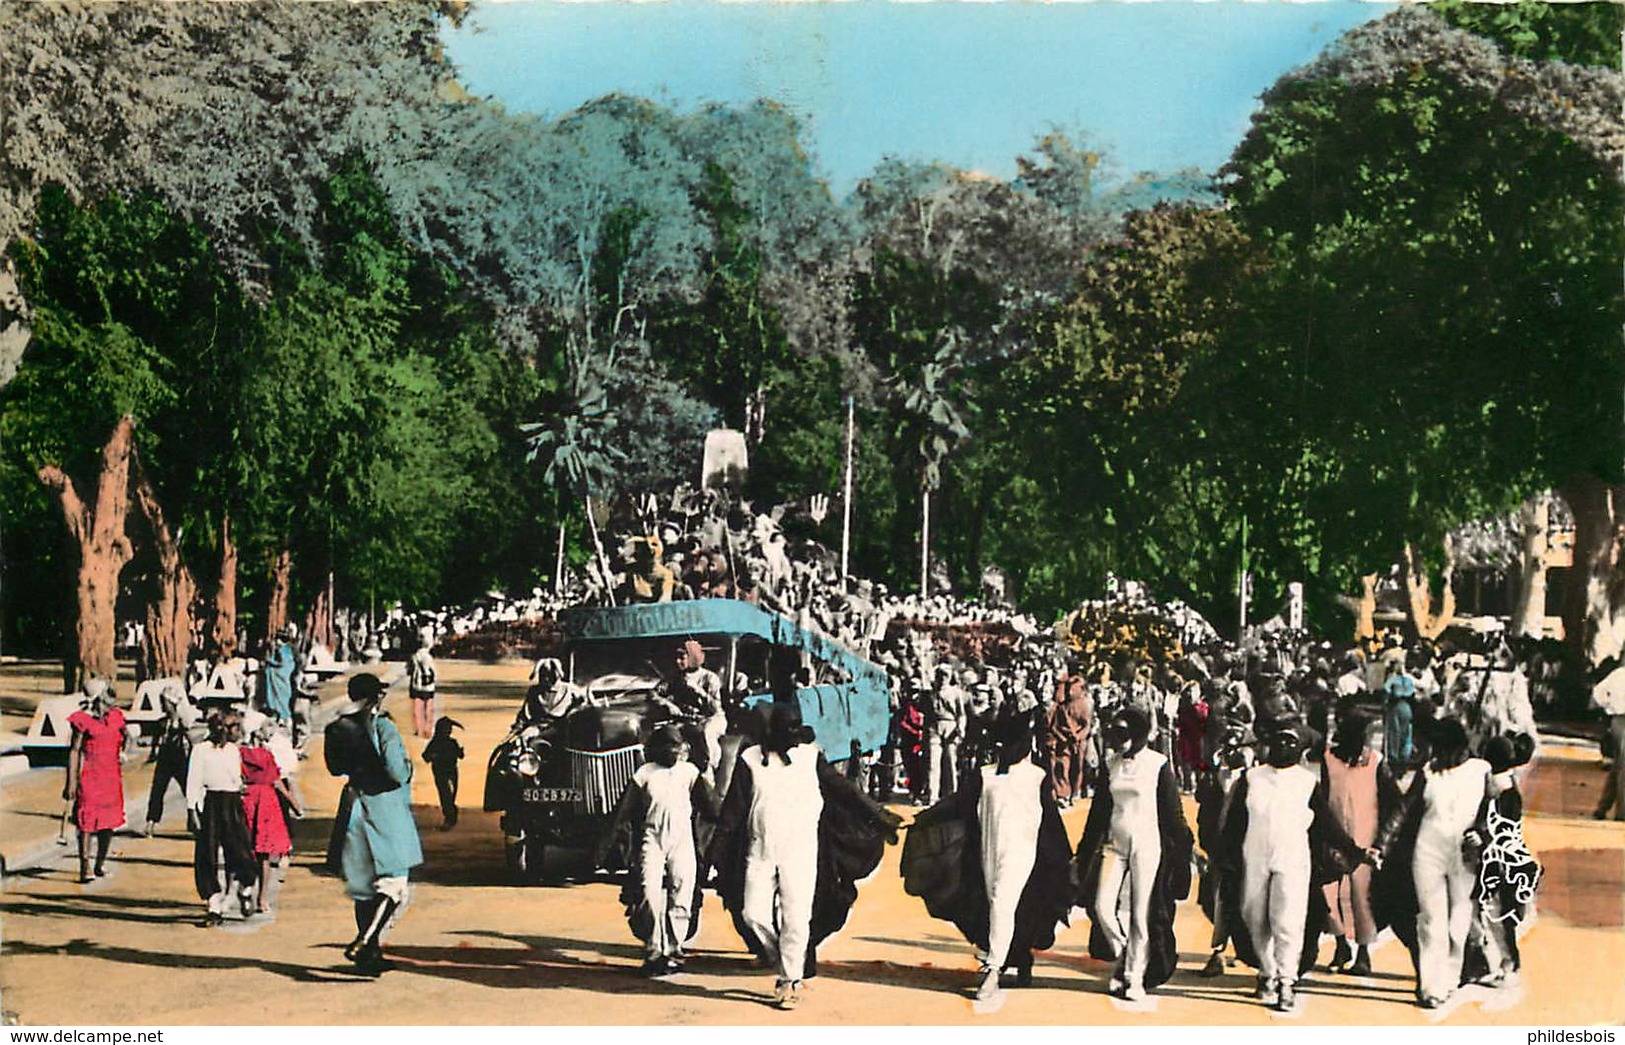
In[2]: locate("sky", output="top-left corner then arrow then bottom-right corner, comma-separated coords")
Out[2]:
441,1 -> 1390,195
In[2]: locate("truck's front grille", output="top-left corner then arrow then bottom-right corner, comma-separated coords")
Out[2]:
566,745 -> 644,814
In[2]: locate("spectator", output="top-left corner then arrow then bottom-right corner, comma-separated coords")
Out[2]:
65,679 -> 128,884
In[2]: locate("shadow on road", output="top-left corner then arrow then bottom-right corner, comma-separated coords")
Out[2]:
435,679 -> 528,705
383,931 -> 775,1006
3,938 -> 376,984
852,933 -> 978,958
0,896 -> 202,927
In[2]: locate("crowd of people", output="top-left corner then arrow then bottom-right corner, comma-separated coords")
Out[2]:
56,482 -> 1577,1015
58,675 -> 308,924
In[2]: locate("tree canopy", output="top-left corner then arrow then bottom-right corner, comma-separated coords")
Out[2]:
3,1 -> 1622,663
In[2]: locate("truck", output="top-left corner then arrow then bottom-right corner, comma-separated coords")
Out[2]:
483,598 -> 891,883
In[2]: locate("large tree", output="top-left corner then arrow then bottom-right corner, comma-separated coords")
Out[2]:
0,2 -> 473,382
1218,5 -> 1625,639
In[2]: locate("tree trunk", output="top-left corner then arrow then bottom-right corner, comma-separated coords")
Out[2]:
303,583 -> 331,653
1510,493 -> 1551,639
554,520 -> 567,596
1560,474 -> 1625,667
585,495 -> 615,607
1403,538 -> 1458,641
265,546 -> 293,642
37,416 -> 138,692
132,462 -> 195,680
320,570 -> 336,650
920,486 -> 932,596
211,514 -> 239,658
1352,573 -> 1379,643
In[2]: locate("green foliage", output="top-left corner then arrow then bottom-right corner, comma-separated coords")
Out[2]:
7,3 -> 1621,653
951,204 -> 1258,621
237,158 -> 531,609
1218,7 -> 1625,624
1433,0 -> 1625,67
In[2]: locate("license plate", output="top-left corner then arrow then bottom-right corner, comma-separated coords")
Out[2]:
522,787 -> 582,803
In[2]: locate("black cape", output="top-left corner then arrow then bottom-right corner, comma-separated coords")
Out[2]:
708,748 -> 902,979
1195,770 -> 1241,944
1074,753 -> 1194,989
1212,766 -> 1366,977
899,762 -> 1074,971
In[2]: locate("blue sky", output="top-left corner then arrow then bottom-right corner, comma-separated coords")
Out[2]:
442,1 -> 1389,194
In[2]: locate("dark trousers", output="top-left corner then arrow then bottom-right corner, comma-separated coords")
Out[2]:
433,766 -> 458,825
146,748 -> 189,824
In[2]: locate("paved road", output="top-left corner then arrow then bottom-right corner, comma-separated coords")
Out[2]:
2,658 -> 1622,1026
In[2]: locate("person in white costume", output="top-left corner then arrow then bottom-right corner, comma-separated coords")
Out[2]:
599,723 -> 719,976
1375,717 -> 1494,1008
734,705 -> 825,1010
1075,707 -> 1194,1003
1216,724 -> 1375,1012
974,716 -> 1049,1001
900,711 -> 1073,1006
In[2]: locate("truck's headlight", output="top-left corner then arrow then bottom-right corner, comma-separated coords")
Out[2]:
516,751 -> 541,777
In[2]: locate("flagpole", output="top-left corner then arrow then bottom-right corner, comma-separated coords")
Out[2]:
841,395 -> 855,592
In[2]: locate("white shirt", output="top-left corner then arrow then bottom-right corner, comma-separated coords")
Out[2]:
978,760 -> 1046,871
742,743 -> 824,862
634,760 -> 700,848
1418,758 -> 1492,849
1243,763 -> 1318,873
186,742 -> 243,810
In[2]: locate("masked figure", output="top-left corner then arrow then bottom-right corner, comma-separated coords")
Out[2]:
902,713 -> 1073,1003
1074,708 -> 1193,1002
709,702 -> 901,1010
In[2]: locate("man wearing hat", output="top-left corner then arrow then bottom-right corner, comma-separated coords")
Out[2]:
324,672 -> 423,973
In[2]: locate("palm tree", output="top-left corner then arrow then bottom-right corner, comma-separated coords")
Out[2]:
897,336 -> 971,595
522,355 -> 624,603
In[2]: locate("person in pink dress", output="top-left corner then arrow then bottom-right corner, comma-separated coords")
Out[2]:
241,715 -> 302,913
1319,709 -> 1400,975
64,679 -> 129,884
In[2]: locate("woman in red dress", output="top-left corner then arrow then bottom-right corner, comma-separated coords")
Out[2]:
241,716 -> 301,913
65,680 -> 129,883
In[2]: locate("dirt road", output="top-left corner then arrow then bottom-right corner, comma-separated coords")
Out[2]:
2,658 -> 1621,1026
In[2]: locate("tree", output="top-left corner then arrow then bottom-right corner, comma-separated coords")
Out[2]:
976,203 -> 1260,619
895,340 -> 971,594
36,416 -> 137,688
130,456 -> 195,680
523,359 -> 625,599
1219,5 -> 1625,638
1434,0 -> 1625,68
0,2 -> 472,382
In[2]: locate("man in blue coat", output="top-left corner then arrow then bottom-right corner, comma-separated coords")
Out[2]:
325,672 -> 423,974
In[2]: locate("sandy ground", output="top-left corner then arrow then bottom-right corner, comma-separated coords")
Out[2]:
1,656 -> 1621,1026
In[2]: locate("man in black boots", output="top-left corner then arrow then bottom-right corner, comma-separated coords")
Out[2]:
325,672 -> 423,974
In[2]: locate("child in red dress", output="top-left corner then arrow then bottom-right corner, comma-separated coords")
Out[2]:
242,715 -> 302,912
